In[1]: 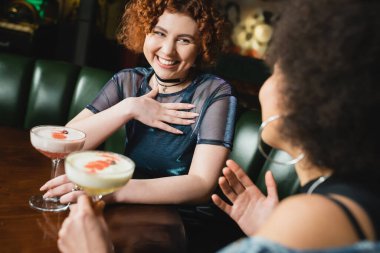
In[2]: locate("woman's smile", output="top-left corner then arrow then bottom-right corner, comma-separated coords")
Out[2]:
156,56 -> 179,68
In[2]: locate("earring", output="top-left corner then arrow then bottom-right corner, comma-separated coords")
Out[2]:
258,115 -> 304,166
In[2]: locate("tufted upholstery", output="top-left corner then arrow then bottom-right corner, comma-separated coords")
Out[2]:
255,150 -> 300,199
0,53 -> 33,127
230,110 -> 299,199
0,52 -> 299,199
24,60 -> 80,129
229,109 -> 266,180
68,67 -> 113,120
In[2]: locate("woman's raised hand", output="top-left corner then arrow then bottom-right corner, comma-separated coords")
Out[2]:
127,86 -> 199,134
40,174 -> 84,204
212,160 -> 279,236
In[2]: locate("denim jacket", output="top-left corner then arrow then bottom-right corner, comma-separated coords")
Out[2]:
218,236 -> 380,253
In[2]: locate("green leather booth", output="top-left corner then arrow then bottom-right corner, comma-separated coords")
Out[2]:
0,52 -> 299,199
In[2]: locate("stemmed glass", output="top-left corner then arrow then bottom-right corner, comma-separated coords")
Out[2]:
30,125 -> 86,212
65,150 -> 135,203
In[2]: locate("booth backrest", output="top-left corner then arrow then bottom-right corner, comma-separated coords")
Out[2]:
0,53 -> 33,128
0,52 -> 299,199
68,67 -> 113,120
24,60 -> 80,129
229,109 -> 266,180
255,150 -> 299,199
230,110 -> 299,199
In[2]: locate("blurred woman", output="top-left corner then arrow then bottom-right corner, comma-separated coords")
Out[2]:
214,0 -> 380,252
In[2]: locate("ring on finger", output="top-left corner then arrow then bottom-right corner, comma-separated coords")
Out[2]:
71,184 -> 83,192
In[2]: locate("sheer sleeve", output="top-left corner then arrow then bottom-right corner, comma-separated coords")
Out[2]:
197,80 -> 237,149
86,77 -> 122,113
86,68 -> 147,113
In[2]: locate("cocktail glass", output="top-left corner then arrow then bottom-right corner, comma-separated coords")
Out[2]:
65,150 -> 135,202
30,125 -> 86,212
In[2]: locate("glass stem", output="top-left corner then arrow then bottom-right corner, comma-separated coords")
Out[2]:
51,158 -> 61,179
45,159 -> 62,203
92,195 -> 103,202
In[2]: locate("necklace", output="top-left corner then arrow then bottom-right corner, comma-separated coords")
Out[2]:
154,74 -> 187,93
307,176 -> 327,194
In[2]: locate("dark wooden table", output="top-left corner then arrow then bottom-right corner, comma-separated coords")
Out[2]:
0,127 -> 186,253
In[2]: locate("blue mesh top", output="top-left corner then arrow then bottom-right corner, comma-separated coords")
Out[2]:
86,67 -> 237,178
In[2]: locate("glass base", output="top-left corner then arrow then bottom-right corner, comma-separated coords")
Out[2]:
29,195 -> 69,212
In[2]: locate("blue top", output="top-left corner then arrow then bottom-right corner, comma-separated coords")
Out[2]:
218,237 -> 380,253
87,67 -> 237,178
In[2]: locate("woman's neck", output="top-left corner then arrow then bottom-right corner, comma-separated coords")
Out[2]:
150,72 -> 192,94
294,159 -> 332,186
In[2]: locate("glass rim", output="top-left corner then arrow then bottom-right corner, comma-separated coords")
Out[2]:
30,125 -> 87,142
65,150 -> 135,176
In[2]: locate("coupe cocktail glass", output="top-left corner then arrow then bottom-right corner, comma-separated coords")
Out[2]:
65,150 -> 135,202
30,125 -> 86,212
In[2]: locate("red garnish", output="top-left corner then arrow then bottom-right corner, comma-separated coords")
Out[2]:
52,130 -> 68,139
85,158 -> 117,173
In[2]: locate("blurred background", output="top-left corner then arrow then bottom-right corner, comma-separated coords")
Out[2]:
0,0 -> 284,110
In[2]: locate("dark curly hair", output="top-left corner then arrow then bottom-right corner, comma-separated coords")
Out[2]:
117,0 -> 226,67
265,0 -> 380,183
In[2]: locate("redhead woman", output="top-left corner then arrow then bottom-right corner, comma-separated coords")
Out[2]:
41,0 -> 236,208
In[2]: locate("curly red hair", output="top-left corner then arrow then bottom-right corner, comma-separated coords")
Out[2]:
117,0 -> 226,66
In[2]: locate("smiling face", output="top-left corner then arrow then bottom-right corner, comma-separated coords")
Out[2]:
143,10 -> 200,80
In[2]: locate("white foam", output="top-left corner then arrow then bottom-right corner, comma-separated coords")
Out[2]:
30,126 -> 85,153
65,151 -> 135,190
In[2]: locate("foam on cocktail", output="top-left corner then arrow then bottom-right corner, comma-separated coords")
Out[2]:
30,126 -> 86,155
65,151 -> 135,196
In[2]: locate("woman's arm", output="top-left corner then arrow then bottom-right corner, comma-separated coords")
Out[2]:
44,144 -> 228,204
66,103 -> 131,150
110,144 -> 229,204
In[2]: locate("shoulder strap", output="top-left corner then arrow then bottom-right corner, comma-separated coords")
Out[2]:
326,196 -> 367,240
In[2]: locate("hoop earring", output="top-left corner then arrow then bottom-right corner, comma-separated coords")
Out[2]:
258,115 -> 304,166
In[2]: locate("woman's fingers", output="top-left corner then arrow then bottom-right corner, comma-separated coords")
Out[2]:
222,167 -> 245,195
165,109 -> 199,119
69,203 -> 78,212
162,103 -> 195,110
40,174 -> 70,191
60,191 -> 85,204
133,95 -> 199,133
211,194 -> 232,215
161,115 -> 196,125
218,176 -> 238,202
265,171 -> 279,201
226,160 -> 255,188
154,121 -> 183,134
43,182 -> 73,198
77,195 -> 95,213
